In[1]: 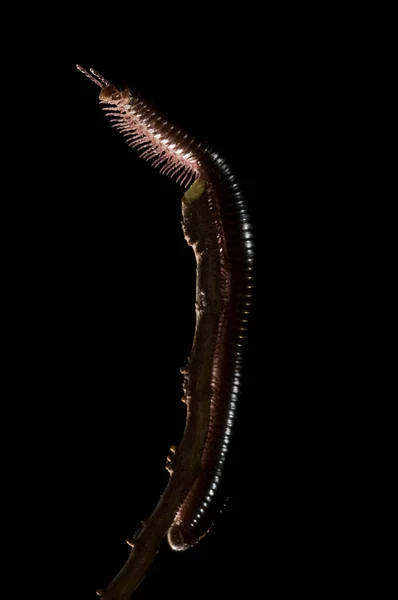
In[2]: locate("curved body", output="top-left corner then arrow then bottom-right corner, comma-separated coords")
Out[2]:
77,65 -> 254,599
168,151 -> 254,550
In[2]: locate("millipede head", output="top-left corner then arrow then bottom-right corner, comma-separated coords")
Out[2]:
99,85 -> 130,104
76,64 -> 128,104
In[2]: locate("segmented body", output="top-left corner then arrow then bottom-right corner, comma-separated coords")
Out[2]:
168,151 -> 254,549
77,65 -> 254,596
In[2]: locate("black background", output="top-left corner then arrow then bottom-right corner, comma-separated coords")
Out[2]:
8,13 -> 335,600
30,38 -> 266,600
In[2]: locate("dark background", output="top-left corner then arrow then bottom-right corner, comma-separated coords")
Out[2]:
9,17 -> 335,599
22,42 -> 268,599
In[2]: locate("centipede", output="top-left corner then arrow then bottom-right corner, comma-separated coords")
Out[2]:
77,65 -> 254,599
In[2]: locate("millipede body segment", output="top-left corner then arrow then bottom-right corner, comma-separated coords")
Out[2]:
77,65 -> 254,599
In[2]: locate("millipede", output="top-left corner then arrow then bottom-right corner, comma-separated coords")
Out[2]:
77,65 -> 254,599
